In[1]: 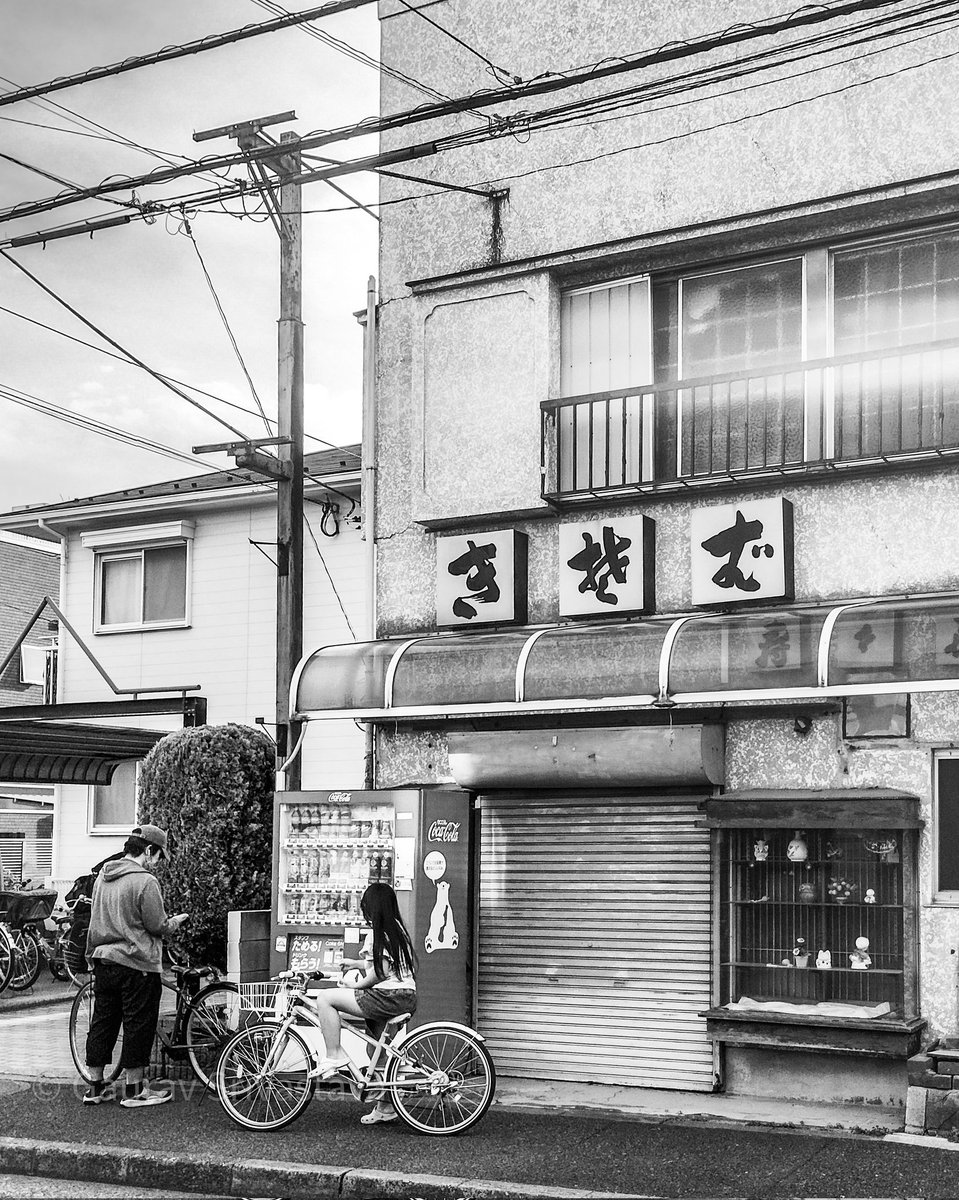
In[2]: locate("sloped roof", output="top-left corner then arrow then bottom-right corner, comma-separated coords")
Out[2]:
0,445 -> 361,537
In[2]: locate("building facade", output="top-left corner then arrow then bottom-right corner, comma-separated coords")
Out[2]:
293,2 -> 959,1106
0,448 -> 367,883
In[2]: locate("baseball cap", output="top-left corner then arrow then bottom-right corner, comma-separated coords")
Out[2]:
132,824 -> 170,860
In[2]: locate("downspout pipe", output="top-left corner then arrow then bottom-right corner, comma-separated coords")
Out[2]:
359,275 -> 378,789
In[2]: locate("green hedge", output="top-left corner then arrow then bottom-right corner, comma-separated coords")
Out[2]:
138,723 -> 274,969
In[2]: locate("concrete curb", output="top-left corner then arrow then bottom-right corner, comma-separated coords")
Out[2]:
0,1136 -> 639,1199
0,987 -> 75,1014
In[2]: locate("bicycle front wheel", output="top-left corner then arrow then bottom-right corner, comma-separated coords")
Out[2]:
8,927 -> 42,991
184,981 -> 240,1090
0,926 -> 14,994
216,1023 -> 315,1131
387,1026 -> 495,1135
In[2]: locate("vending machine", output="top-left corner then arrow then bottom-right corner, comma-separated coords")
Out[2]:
270,787 -> 472,1027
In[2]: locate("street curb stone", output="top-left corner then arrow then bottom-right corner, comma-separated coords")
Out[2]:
0,1135 -> 628,1199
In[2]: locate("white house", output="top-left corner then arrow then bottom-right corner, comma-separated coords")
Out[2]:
0,446 -> 366,882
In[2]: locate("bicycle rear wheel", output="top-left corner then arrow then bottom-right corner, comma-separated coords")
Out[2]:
8,927 -> 42,991
184,980 -> 240,1090
216,1023 -> 315,1131
69,979 -> 124,1083
387,1026 -> 495,1135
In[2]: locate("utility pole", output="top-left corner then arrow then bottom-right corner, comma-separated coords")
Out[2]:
193,112 -> 304,790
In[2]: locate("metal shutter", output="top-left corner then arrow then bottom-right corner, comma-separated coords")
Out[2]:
478,796 -> 716,1091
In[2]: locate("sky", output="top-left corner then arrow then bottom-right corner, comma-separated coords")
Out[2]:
0,2 -> 388,511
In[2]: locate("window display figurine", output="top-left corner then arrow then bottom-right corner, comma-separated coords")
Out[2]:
850,936 -> 871,970
864,888 -> 877,904
816,949 -> 832,969
752,838 -> 769,862
787,831 -> 808,863
792,937 -> 809,968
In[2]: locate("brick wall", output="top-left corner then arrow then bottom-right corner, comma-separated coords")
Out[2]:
0,536 -> 59,705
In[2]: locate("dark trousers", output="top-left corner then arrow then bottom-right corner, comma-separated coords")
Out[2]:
86,959 -> 162,1071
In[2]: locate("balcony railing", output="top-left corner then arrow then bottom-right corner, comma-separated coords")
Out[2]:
541,337 -> 959,502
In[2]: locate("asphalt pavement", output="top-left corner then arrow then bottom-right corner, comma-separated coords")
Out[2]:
0,1077 -> 958,1199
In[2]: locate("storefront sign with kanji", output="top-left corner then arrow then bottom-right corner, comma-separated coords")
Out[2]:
436,529 -> 528,628
558,515 -> 655,617
690,497 -> 794,607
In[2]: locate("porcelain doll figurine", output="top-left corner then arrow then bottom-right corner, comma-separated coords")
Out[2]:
787,831 -> 808,863
864,888 -> 877,904
850,937 -> 871,970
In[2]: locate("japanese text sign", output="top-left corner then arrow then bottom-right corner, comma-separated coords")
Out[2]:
558,515 -> 655,618
436,529 -> 528,628
690,497 -> 794,607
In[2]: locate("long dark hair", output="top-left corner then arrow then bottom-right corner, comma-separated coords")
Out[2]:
360,883 -> 416,982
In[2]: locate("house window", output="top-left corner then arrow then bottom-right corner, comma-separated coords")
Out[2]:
552,227 -> 959,496
81,521 -> 194,633
935,754 -> 959,899
89,760 -> 139,835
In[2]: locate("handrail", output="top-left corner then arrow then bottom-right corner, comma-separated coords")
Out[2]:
541,335 -> 959,412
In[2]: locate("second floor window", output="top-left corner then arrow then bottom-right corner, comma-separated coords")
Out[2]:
81,521 -> 194,633
554,227 -> 959,495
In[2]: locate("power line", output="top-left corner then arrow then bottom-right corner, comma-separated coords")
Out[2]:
0,249 -> 252,441
0,0 -> 931,228
393,0 -> 522,86
0,382 -> 224,472
181,217 -> 273,436
0,0 -> 380,109
0,304 -> 358,456
249,0 -> 460,108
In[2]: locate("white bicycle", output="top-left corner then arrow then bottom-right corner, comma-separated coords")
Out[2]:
215,971 -> 495,1135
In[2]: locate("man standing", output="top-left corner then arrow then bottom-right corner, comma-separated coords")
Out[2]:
82,824 -> 188,1107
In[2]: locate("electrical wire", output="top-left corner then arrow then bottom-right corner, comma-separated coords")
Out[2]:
393,0 -> 521,86
0,382 -> 225,472
181,216 -> 273,435
249,0 -> 462,107
0,301 -> 358,455
0,0 -> 935,229
302,507 -> 356,636
0,249 -> 252,442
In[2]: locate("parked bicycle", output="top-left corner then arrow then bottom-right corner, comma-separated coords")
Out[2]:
69,958 -> 239,1091
215,971 -> 495,1135
0,881 -> 60,992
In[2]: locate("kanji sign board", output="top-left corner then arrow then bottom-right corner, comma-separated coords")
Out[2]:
690,497 -> 794,607
436,529 -> 528,628
558,515 -> 655,617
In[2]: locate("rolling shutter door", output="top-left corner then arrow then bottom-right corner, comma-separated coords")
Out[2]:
478,796 -> 715,1091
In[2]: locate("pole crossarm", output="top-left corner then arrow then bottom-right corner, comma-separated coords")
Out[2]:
0,596 -> 201,696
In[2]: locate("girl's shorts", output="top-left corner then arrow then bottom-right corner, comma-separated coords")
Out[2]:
355,986 -> 417,1024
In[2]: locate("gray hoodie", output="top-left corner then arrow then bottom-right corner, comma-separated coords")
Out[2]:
87,858 -> 178,973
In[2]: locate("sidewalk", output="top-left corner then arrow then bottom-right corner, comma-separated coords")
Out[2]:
0,1075 -> 951,1200
0,968 -> 76,1014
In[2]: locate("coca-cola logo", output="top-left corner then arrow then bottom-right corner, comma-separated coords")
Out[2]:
428,819 -> 460,843
328,791 -> 351,804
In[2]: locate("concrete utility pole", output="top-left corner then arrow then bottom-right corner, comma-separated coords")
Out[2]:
193,113 -> 304,790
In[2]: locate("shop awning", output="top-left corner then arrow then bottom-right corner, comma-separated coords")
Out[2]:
701,789 -> 923,829
291,592 -> 959,722
0,721 -> 168,784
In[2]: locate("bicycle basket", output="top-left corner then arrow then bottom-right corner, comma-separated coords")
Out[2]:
0,890 -> 57,925
238,981 -> 289,1018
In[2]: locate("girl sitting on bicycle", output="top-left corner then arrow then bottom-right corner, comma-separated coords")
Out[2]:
312,881 -> 417,1125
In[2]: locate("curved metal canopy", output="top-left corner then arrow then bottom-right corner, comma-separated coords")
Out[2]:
0,721 -> 167,784
291,592 -> 959,722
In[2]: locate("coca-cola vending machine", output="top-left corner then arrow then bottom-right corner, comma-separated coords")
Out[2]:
270,786 -> 472,1026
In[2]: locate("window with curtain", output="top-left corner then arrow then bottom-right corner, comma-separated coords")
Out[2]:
97,542 -> 189,631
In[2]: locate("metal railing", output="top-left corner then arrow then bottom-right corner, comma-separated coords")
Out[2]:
541,337 -> 959,500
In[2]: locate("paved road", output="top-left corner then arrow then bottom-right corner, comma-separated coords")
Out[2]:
0,1175 -> 231,1198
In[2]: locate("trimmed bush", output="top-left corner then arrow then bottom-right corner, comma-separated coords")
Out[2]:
138,723 -> 274,968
